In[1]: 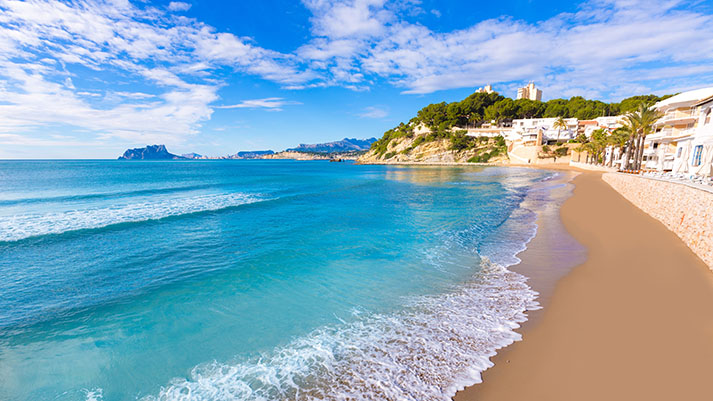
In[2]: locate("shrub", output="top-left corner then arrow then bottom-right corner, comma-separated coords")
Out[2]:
449,131 -> 476,151
554,146 -> 569,156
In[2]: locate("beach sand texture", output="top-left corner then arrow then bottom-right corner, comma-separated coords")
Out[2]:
455,171 -> 713,401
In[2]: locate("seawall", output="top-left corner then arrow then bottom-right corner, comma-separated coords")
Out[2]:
602,173 -> 713,269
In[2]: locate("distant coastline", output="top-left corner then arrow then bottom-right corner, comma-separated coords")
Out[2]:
117,138 -> 376,161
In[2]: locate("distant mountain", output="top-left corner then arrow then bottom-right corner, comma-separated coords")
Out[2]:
229,150 -> 274,159
118,145 -> 186,160
181,152 -> 204,159
287,137 -> 377,153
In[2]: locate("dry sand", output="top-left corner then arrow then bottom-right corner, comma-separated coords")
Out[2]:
455,171 -> 713,401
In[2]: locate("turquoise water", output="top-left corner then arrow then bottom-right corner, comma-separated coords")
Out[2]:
0,160 -> 559,401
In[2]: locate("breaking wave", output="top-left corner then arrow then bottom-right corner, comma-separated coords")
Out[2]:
0,193 -> 264,242
143,261 -> 538,401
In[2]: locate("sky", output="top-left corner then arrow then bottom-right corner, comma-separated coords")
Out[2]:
1,0 -> 713,158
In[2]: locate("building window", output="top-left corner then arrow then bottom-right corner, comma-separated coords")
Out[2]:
677,147 -> 683,158
692,145 -> 703,166
706,108 -> 712,125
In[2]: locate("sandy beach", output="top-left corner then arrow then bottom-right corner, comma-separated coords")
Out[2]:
455,170 -> 713,400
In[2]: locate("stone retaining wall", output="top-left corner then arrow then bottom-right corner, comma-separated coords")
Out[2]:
603,173 -> 713,269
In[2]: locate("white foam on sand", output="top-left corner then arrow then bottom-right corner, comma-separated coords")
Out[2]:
0,193 -> 264,242
138,171 -> 564,401
142,260 -> 538,401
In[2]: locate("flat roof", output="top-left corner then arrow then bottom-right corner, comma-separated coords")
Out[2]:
656,87 -> 713,109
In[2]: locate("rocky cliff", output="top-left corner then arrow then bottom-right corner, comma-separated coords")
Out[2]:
357,128 -> 509,164
118,145 -> 185,160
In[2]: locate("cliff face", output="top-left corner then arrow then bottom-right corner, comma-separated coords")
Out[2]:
118,145 -> 185,160
357,135 -> 509,164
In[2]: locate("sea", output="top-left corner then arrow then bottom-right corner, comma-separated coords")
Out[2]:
0,160 -> 569,401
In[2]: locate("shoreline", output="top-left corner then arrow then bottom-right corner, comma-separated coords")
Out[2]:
454,170 -> 713,400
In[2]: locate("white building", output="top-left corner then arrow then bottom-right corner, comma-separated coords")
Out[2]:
475,84 -> 494,94
595,116 -> 623,131
516,82 -> 542,101
511,117 -> 577,144
645,87 -> 713,171
669,95 -> 713,177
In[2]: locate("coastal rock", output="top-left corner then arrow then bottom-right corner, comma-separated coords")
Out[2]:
118,145 -> 185,160
357,129 -> 509,164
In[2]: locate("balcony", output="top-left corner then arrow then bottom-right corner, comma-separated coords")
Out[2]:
649,127 -> 695,141
656,109 -> 696,125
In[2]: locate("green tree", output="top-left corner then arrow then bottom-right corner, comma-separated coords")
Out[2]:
543,99 -> 568,117
484,98 -> 517,122
552,116 -> 568,143
515,99 -> 545,118
607,126 -> 631,167
622,103 -> 662,170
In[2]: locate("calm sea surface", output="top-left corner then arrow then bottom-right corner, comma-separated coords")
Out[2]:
0,160 -> 563,401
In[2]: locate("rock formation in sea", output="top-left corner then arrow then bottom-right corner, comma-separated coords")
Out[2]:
118,145 -> 186,160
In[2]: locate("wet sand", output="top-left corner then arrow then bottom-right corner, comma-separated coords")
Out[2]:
455,171 -> 713,400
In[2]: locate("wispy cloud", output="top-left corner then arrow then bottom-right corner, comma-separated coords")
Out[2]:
359,106 -> 388,118
2,0 -> 713,151
168,2 -> 192,12
216,97 -> 301,111
298,0 -> 713,97
0,0 -> 314,146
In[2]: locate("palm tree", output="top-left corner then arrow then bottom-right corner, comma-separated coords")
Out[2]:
621,113 -> 641,170
589,128 -> 609,165
621,104 -> 662,171
553,116 -> 568,143
633,104 -> 662,170
607,126 -> 631,167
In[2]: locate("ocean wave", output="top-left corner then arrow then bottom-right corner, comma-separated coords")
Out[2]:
0,182 -> 228,206
142,261 -> 538,401
0,193 -> 264,242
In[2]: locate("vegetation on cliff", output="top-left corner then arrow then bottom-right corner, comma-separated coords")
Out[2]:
363,91 -> 672,164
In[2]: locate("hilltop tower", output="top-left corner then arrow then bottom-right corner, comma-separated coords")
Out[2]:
516,82 -> 542,101
475,84 -> 494,94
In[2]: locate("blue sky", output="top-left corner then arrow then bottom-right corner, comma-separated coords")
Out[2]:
1,0 -> 713,158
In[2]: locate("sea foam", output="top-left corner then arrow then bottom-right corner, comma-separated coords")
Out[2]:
143,261 -> 538,401
137,171 -> 559,401
0,193 -> 263,242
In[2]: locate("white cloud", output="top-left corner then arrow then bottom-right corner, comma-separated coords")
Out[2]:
359,106 -> 388,118
304,0 -> 391,39
168,2 -> 191,12
216,98 -> 301,111
0,0 -> 315,147
298,0 -> 713,97
2,0 -> 713,153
